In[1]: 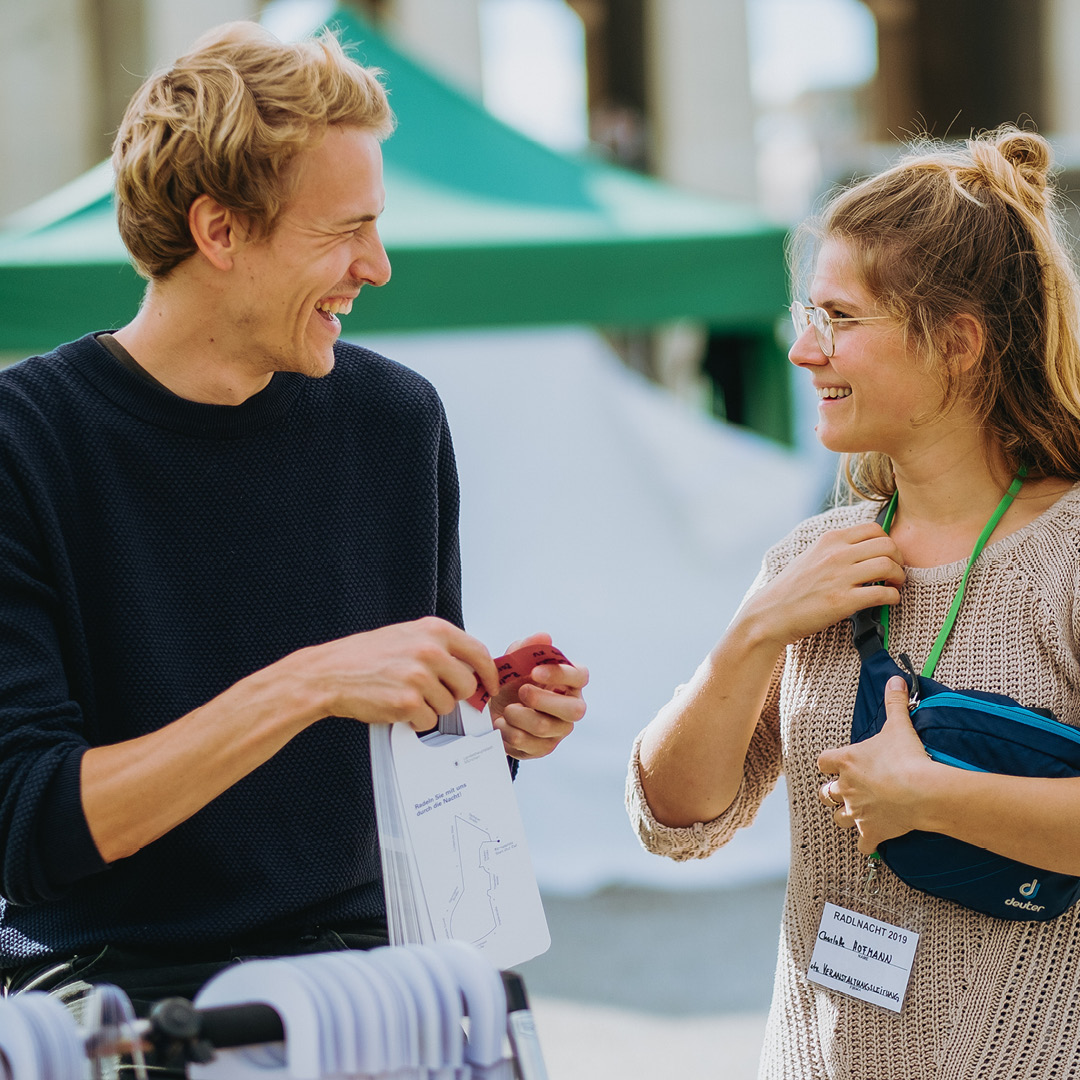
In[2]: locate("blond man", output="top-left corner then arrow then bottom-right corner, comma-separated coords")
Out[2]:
0,22 -> 586,1019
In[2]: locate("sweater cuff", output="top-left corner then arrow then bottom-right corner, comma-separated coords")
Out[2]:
37,747 -> 109,887
625,730 -> 744,861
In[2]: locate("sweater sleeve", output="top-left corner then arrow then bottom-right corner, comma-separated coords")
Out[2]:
0,433 -> 108,905
429,398 -> 520,776
433,399 -> 464,630
625,556 -> 785,860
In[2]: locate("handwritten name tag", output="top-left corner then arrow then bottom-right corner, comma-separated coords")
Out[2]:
807,902 -> 919,1013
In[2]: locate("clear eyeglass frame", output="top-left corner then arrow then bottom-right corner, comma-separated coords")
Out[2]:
789,301 -> 890,357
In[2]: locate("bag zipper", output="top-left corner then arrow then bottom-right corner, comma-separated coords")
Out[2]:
923,744 -> 988,771
911,692 -> 1080,745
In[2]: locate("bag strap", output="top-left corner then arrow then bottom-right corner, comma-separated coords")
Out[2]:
856,468 -> 1026,676
849,501 -> 892,661
877,491 -> 900,652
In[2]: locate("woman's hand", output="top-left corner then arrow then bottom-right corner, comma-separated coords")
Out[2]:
820,678 -> 1080,876
742,522 -> 905,650
817,676 -> 937,854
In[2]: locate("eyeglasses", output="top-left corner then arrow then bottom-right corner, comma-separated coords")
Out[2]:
789,301 -> 890,358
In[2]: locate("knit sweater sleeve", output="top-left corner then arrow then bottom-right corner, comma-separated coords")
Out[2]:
0,414 -> 107,905
625,555 -> 786,861
434,401 -> 464,630
624,503 -> 877,862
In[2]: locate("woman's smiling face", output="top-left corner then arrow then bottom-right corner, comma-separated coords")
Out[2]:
788,239 -> 966,461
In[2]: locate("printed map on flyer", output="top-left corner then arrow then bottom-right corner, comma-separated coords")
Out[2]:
372,644 -> 567,969
387,714 -> 550,969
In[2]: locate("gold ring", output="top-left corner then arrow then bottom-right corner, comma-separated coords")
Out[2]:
825,781 -> 842,809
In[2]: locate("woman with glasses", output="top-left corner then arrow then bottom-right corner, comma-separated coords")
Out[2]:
628,125 -> 1080,1079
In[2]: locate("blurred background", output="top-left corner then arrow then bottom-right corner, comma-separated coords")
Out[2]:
3,1 -> 1080,1075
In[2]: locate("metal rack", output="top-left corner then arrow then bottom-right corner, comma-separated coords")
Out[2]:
0,944 -> 549,1080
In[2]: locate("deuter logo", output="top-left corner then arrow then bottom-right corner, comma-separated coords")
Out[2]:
1005,897 -> 1046,912
1005,880 -> 1045,913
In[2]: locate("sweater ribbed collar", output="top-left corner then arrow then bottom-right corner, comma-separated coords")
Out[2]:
57,332 -> 308,440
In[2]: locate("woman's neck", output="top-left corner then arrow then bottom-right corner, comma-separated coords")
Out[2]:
887,449 -> 1069,568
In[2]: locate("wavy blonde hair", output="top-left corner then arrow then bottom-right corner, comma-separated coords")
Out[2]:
112,21 -> 395,280
795,126 -> 1080,501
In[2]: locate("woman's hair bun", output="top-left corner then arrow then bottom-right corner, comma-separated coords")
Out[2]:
988,126 -> 1052,194
810,119 -> 1080,497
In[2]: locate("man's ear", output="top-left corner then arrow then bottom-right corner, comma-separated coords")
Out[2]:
188,195 -> 247,270
946,312 -> 985,373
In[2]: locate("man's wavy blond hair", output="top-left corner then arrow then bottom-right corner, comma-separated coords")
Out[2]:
792,125 -> 1080,501
112,22 -> 395,280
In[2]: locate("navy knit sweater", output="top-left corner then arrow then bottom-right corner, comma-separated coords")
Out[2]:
0,334 -> 462,962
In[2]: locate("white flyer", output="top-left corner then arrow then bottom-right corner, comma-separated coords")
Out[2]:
382,706 -> 550,970
807,902 -> 919,1013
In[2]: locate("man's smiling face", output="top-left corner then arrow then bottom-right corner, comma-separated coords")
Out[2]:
230,124 -> 391,379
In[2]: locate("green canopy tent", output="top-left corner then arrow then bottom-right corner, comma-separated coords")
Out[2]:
0,6 -> 792,439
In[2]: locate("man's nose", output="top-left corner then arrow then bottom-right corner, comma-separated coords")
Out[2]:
354,234 -> 391,288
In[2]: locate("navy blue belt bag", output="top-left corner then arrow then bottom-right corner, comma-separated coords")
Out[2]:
850,621 -> 1080,920
846,472 -> 1080,921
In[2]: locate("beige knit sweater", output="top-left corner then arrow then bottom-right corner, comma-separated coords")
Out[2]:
627,486 -> 1080,1079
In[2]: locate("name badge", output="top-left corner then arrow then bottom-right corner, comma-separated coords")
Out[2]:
808,901 -> 919,1012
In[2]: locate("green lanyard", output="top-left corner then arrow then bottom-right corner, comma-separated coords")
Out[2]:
880,467 -> 1027,678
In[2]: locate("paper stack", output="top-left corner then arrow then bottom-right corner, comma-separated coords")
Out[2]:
371,648 -> 561,971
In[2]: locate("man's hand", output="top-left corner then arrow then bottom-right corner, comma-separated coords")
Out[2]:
81,617 -> 498,864
817,676 -> 935,854
296,616 -> 500,731
488,632 -> 588,760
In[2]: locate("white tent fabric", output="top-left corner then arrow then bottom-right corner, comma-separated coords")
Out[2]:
360,327 -> 823,894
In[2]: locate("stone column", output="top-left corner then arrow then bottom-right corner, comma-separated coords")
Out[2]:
640,0 -> 760,418
0,0 -> 98,218
381,0 -> 484,97
144,0 -> 261,70
643,0 -> 756,203
1044,0 -> 1080,140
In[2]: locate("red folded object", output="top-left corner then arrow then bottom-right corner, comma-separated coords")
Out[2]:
467,644 -> 570,710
